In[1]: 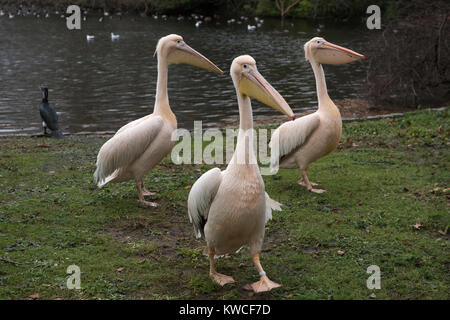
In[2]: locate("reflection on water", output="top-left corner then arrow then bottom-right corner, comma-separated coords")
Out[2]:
0,14 -> 368,135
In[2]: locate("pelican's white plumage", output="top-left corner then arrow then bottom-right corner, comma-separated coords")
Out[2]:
187,55 -> 293,293
270,37 -> 365,193
94,34 -> 223,206
269,112 -> 320,170
188,167 -> 222,239
94,115 -> 163,187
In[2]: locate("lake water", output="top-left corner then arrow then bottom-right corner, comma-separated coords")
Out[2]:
0,13 -> 369,135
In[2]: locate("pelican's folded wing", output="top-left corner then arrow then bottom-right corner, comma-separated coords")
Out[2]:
187,168 -> 222,239
114,115 -> 152,136
269,113 -> 320,170
94,115 -> 163,186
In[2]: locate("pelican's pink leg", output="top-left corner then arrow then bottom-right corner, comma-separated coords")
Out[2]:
139,181 -> 155,196
136,181 -> 158,207
300,169 -> 326,194
244,253 -> 281,293
209,248 -> 235,286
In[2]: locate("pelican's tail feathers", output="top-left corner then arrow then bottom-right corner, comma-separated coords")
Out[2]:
265,192 -> 283,223
94,168 -> 118,188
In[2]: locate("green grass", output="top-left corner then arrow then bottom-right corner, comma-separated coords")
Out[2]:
0,108 -> 449,300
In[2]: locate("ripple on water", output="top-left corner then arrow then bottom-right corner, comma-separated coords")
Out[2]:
0,15 -> 367,135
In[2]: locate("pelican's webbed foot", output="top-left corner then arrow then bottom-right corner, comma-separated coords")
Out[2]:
139,200 -> 159,207
244,275 -> 281,293
310,188 -> 326,194
210,272 -> 235,286
297,178 -> 318,187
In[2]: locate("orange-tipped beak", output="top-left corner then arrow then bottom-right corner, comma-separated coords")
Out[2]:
317,41 -> 365,65
168,42 -> 224,74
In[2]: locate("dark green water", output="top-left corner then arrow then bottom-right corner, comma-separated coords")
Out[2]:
0,13 -> 369,135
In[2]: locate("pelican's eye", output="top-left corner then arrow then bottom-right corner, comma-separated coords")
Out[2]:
176,40 -> 181,44
243,64 -> 248,69
317,40 -> 321,44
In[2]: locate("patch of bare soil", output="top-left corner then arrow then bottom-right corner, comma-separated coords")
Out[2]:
105,206 -> 203,261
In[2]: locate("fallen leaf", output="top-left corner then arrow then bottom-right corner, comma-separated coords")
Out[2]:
437,125 -> 442,133
184,185 -> 192,189
345,138 -> 358,147
337,250 -> 344,255
313,252 -> 320,259
116,267 -> 124,273
29,293 -> 40,299
369,293 -> 376,299
431,187 -> 440,193
412,223 -> 422,230
284,294 -> 293,298
356,200 -> 363,206
116,277 -> 124,282
438,230 -> 446,236
138,258 -> 146,264
37,144 -> 50,148
365,228 -> 370,233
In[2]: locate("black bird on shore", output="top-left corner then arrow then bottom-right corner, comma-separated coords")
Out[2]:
39,86 -> 64,138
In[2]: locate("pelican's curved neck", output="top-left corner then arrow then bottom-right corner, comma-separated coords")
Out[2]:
154,53 -> 170,113
228,87 -> 256,167
310,60 -> 331,108
236,90 -> 253,131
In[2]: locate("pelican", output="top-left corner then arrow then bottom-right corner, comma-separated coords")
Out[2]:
270,37 -> 365,193
94,34 -> 223,207
188,55 -> 294,293
111,32 -> 120,40
86,35 -> 95,41
39,86 -> 64,138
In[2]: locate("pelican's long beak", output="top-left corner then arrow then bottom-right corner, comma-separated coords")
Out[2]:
317,41 -> 365,65
239,69 -> 294,120
170,43 -> 224,74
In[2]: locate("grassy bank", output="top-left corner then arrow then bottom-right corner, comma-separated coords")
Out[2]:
0,108 -> 449,300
